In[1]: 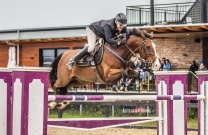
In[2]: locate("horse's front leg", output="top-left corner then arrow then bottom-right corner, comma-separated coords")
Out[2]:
104,69 -> 123,91
48,86 -> 70,110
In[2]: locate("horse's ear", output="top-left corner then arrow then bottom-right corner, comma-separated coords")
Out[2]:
140,31 -> 145,38
151,31 -> 154,38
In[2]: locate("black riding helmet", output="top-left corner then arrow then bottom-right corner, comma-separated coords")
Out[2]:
115,13 -> 127,26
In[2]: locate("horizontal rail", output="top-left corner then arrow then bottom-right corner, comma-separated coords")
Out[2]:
48,95 -> 205,102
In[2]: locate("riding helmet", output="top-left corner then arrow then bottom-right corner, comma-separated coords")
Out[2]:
115,13 -> 127,26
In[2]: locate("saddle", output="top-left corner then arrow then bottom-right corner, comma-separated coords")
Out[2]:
75,39 -> 104,67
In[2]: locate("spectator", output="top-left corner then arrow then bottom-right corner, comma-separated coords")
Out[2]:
159,57 -> 166,71
198,60 -> 207,71
140,63 -> 151,84
188,61 -> 199,90
96,84 -> 100,90
135,59 -> 144,72
163,59 -> 171,71
189,61 -> 198,74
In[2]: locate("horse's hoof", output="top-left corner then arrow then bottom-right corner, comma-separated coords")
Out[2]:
56,101 -> 70,110
48,102 -> 57,109
111,85 -> 117,91
63,101 -> 70,105
119,86 -> 124,91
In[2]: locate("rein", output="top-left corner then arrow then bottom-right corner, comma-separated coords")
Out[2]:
103,37 -> 158,65
104,45 -> 127,63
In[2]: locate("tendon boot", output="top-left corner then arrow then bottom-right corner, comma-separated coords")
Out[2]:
66,46 -> 88,70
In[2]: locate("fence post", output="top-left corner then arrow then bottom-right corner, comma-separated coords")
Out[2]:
0,68 -> 12,135
11,67 -> 51,135
196,71 -> 208,135
155,71 -> 188,135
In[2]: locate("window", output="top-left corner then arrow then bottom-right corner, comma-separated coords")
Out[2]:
39,48 -> 68,67
73,47 -> 82,50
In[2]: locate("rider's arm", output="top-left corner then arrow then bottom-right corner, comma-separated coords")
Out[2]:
120,27 -> 129,38
104,25 -> 119,45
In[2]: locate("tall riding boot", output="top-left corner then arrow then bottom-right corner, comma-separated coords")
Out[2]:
66,46 -> 88,70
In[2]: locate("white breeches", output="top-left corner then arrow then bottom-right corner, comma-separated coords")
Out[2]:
86,27 -> 99,53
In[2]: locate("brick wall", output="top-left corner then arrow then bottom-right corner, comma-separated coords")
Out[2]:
154,37 -> 203,69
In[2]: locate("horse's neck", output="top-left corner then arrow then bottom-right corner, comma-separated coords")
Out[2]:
107,44 -> 134,61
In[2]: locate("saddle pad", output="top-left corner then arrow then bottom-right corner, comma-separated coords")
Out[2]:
75,45 -> 104,67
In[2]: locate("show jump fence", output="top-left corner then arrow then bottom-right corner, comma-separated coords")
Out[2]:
0,67 -> 208,135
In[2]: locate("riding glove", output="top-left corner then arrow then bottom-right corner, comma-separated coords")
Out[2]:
118,34 -> 125,39
119,39 -> 126,45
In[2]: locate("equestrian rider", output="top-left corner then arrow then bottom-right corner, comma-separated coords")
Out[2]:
66,13 -> 128,70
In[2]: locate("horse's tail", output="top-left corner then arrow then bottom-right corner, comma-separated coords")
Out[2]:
49,53 -> 64,88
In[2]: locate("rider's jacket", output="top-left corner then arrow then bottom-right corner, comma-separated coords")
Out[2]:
89,18 -> 128,46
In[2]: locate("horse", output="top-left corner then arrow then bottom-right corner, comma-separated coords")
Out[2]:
48,28 -> 161,109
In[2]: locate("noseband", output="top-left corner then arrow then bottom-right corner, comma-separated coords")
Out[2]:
139,39 -> 158,63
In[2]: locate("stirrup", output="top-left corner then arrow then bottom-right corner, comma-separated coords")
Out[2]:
66,59 -> 75,70
67,59 -> 75,64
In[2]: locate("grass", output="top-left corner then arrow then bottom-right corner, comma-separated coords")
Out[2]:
48,106 -> 198,129
48,113 -> 198,129
131,118 -> 198,129
188,118 -> 198,129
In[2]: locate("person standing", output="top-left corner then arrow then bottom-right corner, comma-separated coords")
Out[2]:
96,84 -> 100,90
188,61 -> 198,91
189,61 -> 198,74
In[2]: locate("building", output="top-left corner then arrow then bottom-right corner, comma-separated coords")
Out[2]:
0,0 -> 206,70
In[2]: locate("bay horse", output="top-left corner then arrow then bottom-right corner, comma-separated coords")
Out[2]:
48,28 -> 160,109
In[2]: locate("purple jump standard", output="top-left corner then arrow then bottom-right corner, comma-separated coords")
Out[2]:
0,68 -> 12,135
11,67 -> 51,135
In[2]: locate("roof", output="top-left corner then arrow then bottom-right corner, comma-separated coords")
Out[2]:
130,23 -> 208,38
1,23 -> 208,45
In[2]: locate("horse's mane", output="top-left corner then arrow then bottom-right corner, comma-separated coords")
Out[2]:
128,28 -> 153,39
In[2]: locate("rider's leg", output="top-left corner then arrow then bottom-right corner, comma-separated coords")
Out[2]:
66,46 -> 89,69
86,27 -> 97,53
66,27 -> 97,70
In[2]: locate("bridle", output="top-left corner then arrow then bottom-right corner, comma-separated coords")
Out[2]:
139,39 -> 159,64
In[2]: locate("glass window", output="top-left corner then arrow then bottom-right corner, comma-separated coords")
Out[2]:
42,50 -> 55,67
73,47 -> 82,50
57,49 -> 68,56
39,48 -> 68,67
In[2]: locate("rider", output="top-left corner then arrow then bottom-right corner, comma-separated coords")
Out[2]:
66,13 -> 128,70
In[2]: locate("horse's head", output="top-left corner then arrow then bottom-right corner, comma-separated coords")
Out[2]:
127,28 -> 161,71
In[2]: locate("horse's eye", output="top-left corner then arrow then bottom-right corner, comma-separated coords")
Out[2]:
146,46 -> 151,49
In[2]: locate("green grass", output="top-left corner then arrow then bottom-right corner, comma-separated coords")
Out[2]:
48,106 -> 198,129
187,118 -> 198,129
130,118 -> 198,129
134,121 -> 157,127
48,113 -> 198,129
